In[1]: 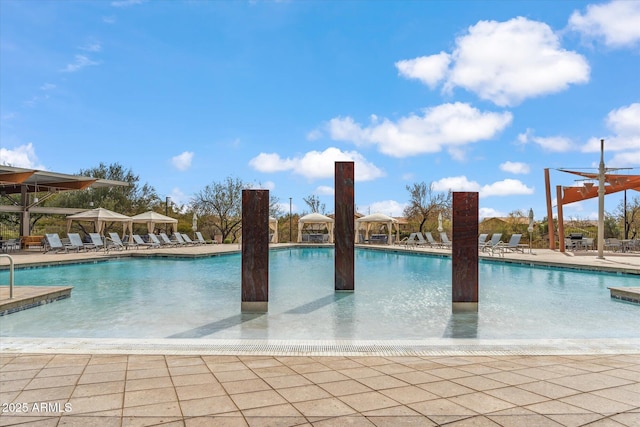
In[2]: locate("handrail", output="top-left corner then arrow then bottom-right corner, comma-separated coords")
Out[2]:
0,254 -> 15,299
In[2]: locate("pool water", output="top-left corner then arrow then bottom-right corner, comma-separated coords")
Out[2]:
0,248 -> 638,340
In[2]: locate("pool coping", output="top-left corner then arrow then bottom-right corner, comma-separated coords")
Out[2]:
2,337 -> 639,357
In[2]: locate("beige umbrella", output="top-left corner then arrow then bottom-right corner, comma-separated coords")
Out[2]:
269,216 -> 278,243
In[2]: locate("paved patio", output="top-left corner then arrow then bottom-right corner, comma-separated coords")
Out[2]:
1,244 -> 639,425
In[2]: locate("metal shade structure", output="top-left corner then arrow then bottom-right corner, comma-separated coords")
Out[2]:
130,211 -> 178,234
66,207 -> 133,237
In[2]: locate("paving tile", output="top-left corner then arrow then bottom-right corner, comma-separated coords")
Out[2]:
611,412 -> 640,426
184,415 -> 247,426
0,416 -> 59,426
0,368 -> 40,382
230,390 -> 287,410
373,363 -> 415,375
263,374 -> 312,389
122,401 -> 182,417
251,366 -> 297,379
179,395 -> 238,416
488,414 -> 564,426
517,380 -> 580,399
338,367 -> 383,380
15,385 -> 75,403
546,413 -> 609,426
166,356 -> 205,367
276,384 -> 331,403
78,370 -> 125,385
450,391 -> 516,414
35,366 -> 85,378
407,397 -> 477,417
378,385 -> 439,404
452,375 -> 507,391
443,415 -> 502,426
172,373 -> 218,387
419,380 -> 475,398
242,358 -> 284,369
82,362 -> 128,375
289,362 -> 332,374
362,405 -> 423,417
559,393 -> 635,415
391,371 -> 442,385
513,367 -> 567,381
25,375 -> 80,390
125,367 -> 170,380
168,364 -> 211,376
318,379 -> 373,397
214,369 -> 258,383
175,382 -> 227,400
525,399 -> 594,416
66,392 -> 124,415
124,386 -> 177,408
312,415 -> 376,426
303,370 -> 350,384
319,359 -> 364,370
485,386 -> 549,406
352,357 -> 392,367
548,372 -> 633,392
357,375 -> 408,390
58,416 -> 122,426
72,381 -> 125,398
592,387 -> 640,407
338,391 -> 399,412
245,415 -> 309,427
125,376 -> 173,392
292,397 -> 357,418
427,367 -> 472,380
242,402 -> 303,417
366,415 -> 436,426
206,362 -> 249,373
222,378 -> 271,395
458,365 -> 503,376
1,378 -> 34,393
483,371 -> 536,386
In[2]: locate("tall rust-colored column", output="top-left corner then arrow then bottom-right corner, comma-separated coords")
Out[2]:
335,161 -> 354,292
557,185 -> 565,253
452,192 -> 479,312
544,168 -> 556,250
241,189 -> 269,312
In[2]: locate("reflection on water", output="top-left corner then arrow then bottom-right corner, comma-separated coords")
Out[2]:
443,312 -> 478,338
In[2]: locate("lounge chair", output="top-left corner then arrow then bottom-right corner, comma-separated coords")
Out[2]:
173,233 -> 191,245
440,232 -> 452,247
397,233 -> 416,246
132,234 -> 157,249
159,232 -> 178,246
495,234 -> 526,254
88,233 -> 107,252
68,233 -> 94,251
478,233 -> 488,246
44,233 -> 69,253
195,231 -> 213,244
423,232 -> 441,247
181,233 -> 198,245
108,232 -> 134,250
481,233 -> 502,253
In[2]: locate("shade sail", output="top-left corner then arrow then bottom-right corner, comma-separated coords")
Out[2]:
66,207 -> 133,236
130,211 -> 178,234
355,212 -> 399,244
297,213 -> 334,243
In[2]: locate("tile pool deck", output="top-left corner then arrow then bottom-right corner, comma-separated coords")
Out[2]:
1,244 -> 639,426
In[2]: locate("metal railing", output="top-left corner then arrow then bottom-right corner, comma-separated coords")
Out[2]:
0,254 -> 15,299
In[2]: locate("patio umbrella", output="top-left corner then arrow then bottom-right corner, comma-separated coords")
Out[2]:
192,212 -> 198,232
437,212 -> 443,232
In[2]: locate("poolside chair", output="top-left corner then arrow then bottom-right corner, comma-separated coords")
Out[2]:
423,232 -> 441,248
478,233 -> 488,246
181,233 -> 198,245
495,234 -> 526,254
159,232 -> 178,246
44,233 -> 70,253
481,233 -> 502,253
132,234 -> 158,249
196,231 -> 214,244
440,232 -> 452,248
68,233 -> 93,251
604,238 -> 622,252
397,233 -> 416,246
108,232 -> 135,250
88,233 -> 107,252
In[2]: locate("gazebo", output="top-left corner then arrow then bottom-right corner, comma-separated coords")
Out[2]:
130,211 -> 178,234
297,213 -> 334,243
355,213 -> 399,245
66,207 -> 133,237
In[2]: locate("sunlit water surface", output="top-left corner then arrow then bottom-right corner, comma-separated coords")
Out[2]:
1,248 -> 638,340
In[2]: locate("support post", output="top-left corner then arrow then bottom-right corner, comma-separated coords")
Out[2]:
241,189 -> 269,312
544,168 -> 555,250
452,192 -> 478,312
597,139 -> 605,260
557,185 -> 565,253
335,161 -> 354,292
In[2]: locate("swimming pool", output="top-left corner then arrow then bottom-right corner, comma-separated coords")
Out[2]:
0,248 -> 638,340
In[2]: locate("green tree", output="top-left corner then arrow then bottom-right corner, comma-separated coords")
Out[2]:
192,176 -> 244,243
617,195 -> 640,239
403,182 -> 451,233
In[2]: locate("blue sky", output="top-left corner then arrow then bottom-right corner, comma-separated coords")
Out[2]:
1,0 -> 639,220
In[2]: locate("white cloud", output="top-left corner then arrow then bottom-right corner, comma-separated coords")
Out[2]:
568,1 -> 640,48
111,0 -> 146,7
327,102 -> 512,158
432,176 -> 534,197
0,143 -> 46,169
40,83 -> 56,91
306,129 -> 322,141
315,185 -> 334,195
395,52 -> 451,88
398,17 -> 589,106
249,147 -> 385,182
479,207 -> 505,220
171,151 -> 194,171
61,54 -> 100,72
609,151 -> 640,168
79,42 -> 102,52
582,103 -> 640,152
500,161 -> 530,174
247,180 -> 276,190
518,129 -> 575,152
361,200 -> 407,217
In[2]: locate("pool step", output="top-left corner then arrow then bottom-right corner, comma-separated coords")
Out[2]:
608,287 -> 640,305
0,286 -> 73,316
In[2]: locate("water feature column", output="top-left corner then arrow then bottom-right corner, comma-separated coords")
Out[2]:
452,192 -> 479,312
335,161 -> 354,292
241,189 -> 269,312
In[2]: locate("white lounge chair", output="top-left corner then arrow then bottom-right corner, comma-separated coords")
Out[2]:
44,233 -> 70,253
68,233 -> 94,251
88,233 -> 107,252
172,233 -> 188,245
495,234 -> 526,254
132,234 -> 157,249
195,231 -> 212,244
159,232 -> 178,246
108,232 -> 135,250
423,232 -> 441,247
481,233 -> 502,253
440,232 -> 452,247
181,233 -> 197,245
478,233 -> 488,246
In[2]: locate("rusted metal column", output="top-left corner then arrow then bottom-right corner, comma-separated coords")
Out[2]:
544,168 -> 556,250
335,161 -> 355,292
557,185 -> 565,253
452,192 -> 479,312
241,189 -> 269,312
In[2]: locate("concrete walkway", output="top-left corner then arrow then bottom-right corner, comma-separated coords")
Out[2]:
1,244 -> 639,426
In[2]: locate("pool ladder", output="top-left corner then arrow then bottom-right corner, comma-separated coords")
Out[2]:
0,254 -> 15,299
